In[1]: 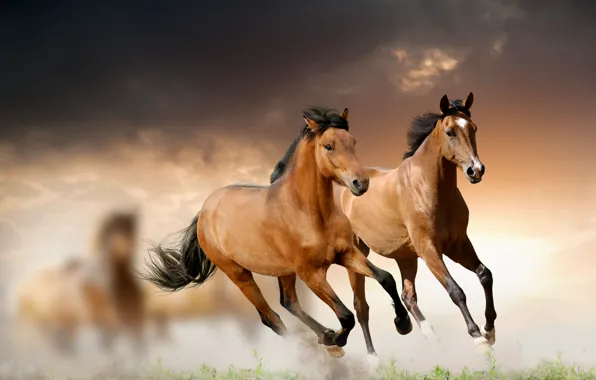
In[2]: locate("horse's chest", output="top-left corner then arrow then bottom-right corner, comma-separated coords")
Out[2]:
299,222 -> 352,267
435,206 -> 466,242
328,229 -> 352,255
431,221 -> 464,251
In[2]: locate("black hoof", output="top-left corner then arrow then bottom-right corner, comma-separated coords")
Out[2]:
394,315 -> 413,335
334,332 -> 348,348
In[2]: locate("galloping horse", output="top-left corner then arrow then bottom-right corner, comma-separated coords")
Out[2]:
280,93 -> 494,355
14,210 -> 145,354
143,107 -> 412,357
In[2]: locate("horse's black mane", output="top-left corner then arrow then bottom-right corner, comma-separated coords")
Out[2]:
269,107 -> 349,184
402,99 -> 471,160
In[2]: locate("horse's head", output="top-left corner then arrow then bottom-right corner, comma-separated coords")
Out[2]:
304,108 -> 369,196
96,210 -> 138,264
436,92 -> 485,184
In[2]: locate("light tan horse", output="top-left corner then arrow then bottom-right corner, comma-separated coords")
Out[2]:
327,93 -> 494,354
14,257 -> 92,352
13,211 -> 146,354
143,107 -> 412,358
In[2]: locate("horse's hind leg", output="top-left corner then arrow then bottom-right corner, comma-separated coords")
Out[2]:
448,237 -> 497,345
395,257 -> 437,341
347,237 -> 377,355
415,238 -> 488,349
217,260 -> 288,337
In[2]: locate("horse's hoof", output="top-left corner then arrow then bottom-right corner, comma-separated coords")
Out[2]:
318,329 -> 336,346
473,336 -> 493,354
394,315 -> 413,335
419,320 -> 437,341
334,330 -> 349,347
482,325 -> 496,346
325,345 -> 345,358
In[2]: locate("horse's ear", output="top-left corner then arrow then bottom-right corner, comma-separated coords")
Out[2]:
463,92 -> 474,110
304,116 -> 318,130
341,108 -> 349,120
439,95 -> 450,114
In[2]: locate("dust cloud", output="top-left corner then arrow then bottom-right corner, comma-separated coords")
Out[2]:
2,237 -> 596,379
1,167 -> 596,379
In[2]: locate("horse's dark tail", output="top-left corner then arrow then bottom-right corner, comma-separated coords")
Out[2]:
142,214 -> 217,292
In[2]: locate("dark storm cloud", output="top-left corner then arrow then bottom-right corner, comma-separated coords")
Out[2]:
1,0 -> 595,149
0,1 -> 518,139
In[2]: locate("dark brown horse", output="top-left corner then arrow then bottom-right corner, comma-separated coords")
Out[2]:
88,210 -> 146,352
143,107 -> 412,358
297,93 -> 495,355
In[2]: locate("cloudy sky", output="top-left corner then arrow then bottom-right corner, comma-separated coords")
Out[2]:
1,0 -> 596,370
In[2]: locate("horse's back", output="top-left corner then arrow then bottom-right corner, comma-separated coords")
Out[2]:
201,184 -> 270,230
16,264 -> 89,325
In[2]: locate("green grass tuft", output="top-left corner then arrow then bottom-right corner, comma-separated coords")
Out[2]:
141,350 -> 596,380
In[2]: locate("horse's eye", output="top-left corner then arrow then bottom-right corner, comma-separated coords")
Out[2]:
324,144 -> 333,151
445,129 -> 456,137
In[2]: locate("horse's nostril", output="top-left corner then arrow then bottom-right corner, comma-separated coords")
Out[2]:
466,167 -> 475,176
352,179 -> 361,189
479,165 -> 485,176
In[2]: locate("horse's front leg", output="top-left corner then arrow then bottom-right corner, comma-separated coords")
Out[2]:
448,236 -> 497,345
336,247 -> 412,337
297,267 -> 355,353
278,274 -> 330,337
278,274 -> 346,357
412,235 -> 490,350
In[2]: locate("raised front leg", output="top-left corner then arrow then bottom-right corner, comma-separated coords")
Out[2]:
337,246 -> 413,338
448,236 -> 497,345
395,257 -> 437,341
413,236 -> 489,349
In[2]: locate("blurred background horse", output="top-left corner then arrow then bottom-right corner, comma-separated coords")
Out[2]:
12,210 -> 145,355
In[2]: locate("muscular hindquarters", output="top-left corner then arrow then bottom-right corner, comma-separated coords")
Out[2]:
198,187 -> 295,277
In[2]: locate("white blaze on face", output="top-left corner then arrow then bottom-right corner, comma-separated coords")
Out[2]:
455,117 -> 468,129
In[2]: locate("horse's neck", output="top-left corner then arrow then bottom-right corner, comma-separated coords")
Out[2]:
287,141 -> 335,221
410,131 -> 458,195
95,251 -> 134,278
